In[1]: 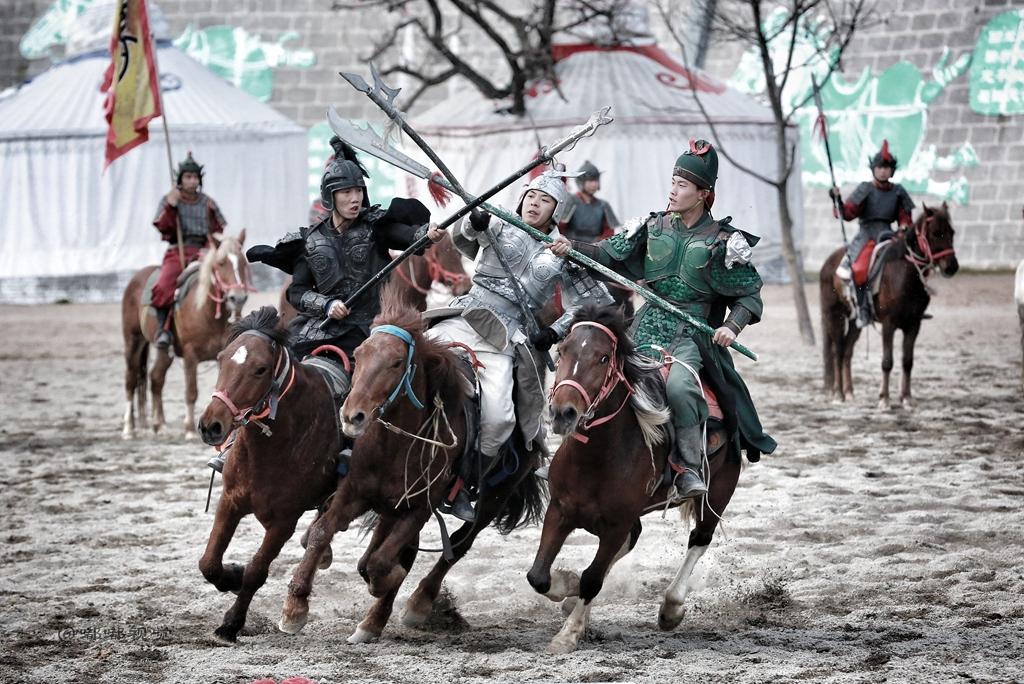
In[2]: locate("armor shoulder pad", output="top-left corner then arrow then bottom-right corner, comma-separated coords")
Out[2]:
621,214 -> 648,238
362,205 -> 387,225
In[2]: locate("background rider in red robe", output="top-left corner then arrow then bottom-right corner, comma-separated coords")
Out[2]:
151,151 -> 227,349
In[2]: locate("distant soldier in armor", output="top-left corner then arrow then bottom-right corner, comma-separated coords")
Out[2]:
829,139 -> 915,328
562,160 -> 619,242
426,170 -> 613,522
151,152 -> 227,349
563,160 -> 635,319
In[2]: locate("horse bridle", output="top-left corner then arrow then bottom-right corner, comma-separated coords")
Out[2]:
369,325 -> 426,416
210,330 -> 296,438
209,261 -> 257,320
905,214 -> 956,272
550,321 -> 635,443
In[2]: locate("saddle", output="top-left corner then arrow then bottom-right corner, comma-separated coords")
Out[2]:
301,345 -> 352,410
851,233 -> 898,293
139,265 -> 202,332
657,362 -> 728,456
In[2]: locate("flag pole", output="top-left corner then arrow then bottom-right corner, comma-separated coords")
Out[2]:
147,8 -> 185,269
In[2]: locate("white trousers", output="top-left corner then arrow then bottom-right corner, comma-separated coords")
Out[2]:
427,316 -> 516,457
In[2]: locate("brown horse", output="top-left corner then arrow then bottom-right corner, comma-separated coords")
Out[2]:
276,232 -> 470,328
820,204 -> 959,407
278,284 -> 545,644
528,305 -> 742,653
195,306 -> 342,642
121,231 -> 253,438
390,231 -> 472,311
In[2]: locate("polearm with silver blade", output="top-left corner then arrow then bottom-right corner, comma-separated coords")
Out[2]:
812,74 -> 850,253
317,103 -> 611,338
335,67 -> 606,370
328,116 -> 760,364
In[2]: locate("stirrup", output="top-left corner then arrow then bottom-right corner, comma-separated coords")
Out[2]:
439,489 -> 476,523
668,469 -> 706,503
207,452 -> 225,473
155,330 -> 173,350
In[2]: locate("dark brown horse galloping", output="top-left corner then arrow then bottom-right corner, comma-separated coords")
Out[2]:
820,204 -> 959,407
528,306 -> 742,653
279,284 -> 544,644
195,307 -> 342,642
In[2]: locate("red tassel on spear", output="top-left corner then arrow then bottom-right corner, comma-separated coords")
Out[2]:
427,172 -> 451,207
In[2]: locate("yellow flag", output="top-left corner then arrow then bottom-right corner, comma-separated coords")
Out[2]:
102,0 -> 161,169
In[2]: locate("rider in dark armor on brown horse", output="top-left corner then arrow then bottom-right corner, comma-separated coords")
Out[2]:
829,140 -> 915,328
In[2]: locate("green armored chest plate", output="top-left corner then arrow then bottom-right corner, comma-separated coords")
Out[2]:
644,214 -> 716,293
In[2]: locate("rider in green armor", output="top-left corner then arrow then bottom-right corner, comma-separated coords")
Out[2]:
560,139 -> 776,501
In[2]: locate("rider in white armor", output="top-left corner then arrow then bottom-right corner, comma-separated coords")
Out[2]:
426,171 -> 613,521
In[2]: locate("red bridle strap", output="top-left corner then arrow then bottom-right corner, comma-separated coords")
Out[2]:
550,321 -> 635,443
210,333 -> 296,439
906,215 -> 956,270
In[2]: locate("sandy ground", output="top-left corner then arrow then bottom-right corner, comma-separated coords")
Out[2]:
1,273 -> 1022,684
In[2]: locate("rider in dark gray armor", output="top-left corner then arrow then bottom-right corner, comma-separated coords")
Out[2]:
829,140 -> 915,328
224,137 -> 443,473
562,160 -> 619,243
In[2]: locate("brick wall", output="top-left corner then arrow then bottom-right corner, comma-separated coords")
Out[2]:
699,0 -> 1024,271
4,0 -> 1022,270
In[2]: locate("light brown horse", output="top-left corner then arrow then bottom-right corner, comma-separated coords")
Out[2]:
529,305 -> 742,653
820,204 -> 958,407
121,231 -> 253,438
278,284 -> 545,644
195,306 -> 341,642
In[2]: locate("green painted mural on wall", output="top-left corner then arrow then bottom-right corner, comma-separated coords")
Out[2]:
20,0 -> 314,103
308,121 -> 402,209
19,0 -> 93,60
174,25 -> 315,103
729,8 -> 976,205
969,9 -> 1024,116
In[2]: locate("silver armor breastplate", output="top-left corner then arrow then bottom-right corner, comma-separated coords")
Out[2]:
473,221 -> 565,307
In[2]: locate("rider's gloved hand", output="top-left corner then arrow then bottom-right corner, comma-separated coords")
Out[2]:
529,326 -> 559,352
468,209 -> 491,233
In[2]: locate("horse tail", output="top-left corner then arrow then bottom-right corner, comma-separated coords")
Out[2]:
491,461 -> 548,535
357,511 -> 380,541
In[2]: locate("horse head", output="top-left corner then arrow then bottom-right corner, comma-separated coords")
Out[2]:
918,202 -> 959,278
200,229 -> 253,320
198,306 -> 287,446
549,305 -> 632,436
342,288 -> 427,438
429,233 -> 472,296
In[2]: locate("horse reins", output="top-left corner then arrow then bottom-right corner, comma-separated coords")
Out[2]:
210,331 -> 296,439
550,321 -> 635,443
393,251 -> 470,296
905,215 -> 956,274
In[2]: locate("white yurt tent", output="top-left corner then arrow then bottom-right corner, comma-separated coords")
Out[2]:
0,2 -> 307,302
411,40 -> 802,282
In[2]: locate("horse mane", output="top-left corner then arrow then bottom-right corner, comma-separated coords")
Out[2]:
569,305 -> 671,448
227,305 -> 289,348
194,234 -> 242,309
373,280 -> 471,403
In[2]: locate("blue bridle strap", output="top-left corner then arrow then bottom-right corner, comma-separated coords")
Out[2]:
370,324 -> 425,411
